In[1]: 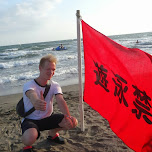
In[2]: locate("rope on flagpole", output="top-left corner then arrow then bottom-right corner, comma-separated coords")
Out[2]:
76,10 -> 84,131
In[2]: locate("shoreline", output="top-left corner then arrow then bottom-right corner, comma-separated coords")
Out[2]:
0,77 -> 82,96
0,83 -> 80,112
0,83 -> 80,97
0,83 -> 133,152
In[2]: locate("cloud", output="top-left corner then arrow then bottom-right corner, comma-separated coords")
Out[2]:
0,0 -> 62,32
16,0 -> 61,18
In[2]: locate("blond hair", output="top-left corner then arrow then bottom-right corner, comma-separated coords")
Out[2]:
39,54 -> 57,67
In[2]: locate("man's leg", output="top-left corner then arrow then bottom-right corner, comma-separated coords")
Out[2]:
48,115 -> 78,136
48,128 -> 62,137
58,115 -> 78,130
46,115 -> 77,144
22,128 -> 38,146
21,119 -> 40,150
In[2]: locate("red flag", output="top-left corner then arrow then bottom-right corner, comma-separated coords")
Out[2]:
81,20 -> 152,152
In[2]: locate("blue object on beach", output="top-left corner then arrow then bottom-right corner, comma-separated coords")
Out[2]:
55,46 -> 67,51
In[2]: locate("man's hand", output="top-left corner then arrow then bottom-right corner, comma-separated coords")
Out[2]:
33,91 -> 47,111
65,116 -> 78,129
27,90 -> 47,111
59,115 -> 78,130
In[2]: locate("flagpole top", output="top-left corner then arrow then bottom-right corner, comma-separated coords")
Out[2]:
76,10 -> 81,19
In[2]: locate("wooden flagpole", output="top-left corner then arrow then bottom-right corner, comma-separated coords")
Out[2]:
76,10 -> 84,131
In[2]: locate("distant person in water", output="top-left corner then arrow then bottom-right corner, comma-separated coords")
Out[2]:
60,44 -> 64,49
136,40 -> 139,43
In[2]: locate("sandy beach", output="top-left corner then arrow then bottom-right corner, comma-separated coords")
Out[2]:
0,84 -> 133,152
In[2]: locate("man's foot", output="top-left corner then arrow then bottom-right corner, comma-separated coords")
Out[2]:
23,146 -> 34,152
47,133 -> 65,144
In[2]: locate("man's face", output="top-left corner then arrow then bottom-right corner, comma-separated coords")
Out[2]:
40,61 -> 56,80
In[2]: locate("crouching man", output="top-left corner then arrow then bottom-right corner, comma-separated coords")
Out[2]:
21,54 -> 78,152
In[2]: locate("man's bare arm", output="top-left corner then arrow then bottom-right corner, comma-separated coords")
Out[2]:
55,94 -> 78,129
55,94 -> 70,116
26,90 -> 46,111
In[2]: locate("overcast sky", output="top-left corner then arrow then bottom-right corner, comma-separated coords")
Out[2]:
0,0 -> 152,46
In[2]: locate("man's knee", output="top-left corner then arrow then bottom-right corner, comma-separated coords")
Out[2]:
22,128 -> 38,146
59,116 -> 78,130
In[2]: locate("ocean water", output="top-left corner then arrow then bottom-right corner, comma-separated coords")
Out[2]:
0,32 -> 152,96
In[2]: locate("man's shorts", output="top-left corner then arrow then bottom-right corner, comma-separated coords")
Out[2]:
21,113 -> 64,139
